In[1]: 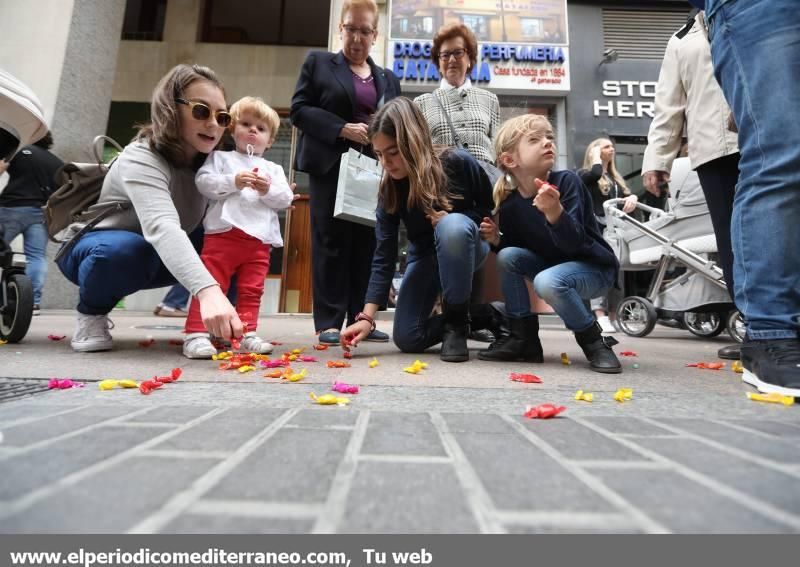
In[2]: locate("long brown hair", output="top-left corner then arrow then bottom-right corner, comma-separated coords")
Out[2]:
368,97 -> 456,215
135,64 -> 225,167
582,138 -> 630,196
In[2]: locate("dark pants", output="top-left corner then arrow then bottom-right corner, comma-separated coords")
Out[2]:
309,167 -> 377,332
695,153 -> 740,302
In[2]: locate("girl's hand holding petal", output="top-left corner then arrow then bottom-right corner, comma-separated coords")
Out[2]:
533,178 -> 564,223
479,216 -> 500,246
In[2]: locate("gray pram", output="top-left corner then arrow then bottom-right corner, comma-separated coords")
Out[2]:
602,157 -> 744,341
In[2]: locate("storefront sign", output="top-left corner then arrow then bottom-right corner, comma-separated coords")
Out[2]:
593,80 -> 657,118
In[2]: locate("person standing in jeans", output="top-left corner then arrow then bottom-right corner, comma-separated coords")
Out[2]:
0,132 -> 63,315
696,0 -> 800,396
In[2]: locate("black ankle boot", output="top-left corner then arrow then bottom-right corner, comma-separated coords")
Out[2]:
470,303 -> 508,343
441,301 -> 469,362
574,322 -> 622,374
477,315 -> 544,362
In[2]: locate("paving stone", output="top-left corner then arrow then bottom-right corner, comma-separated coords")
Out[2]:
361,412 -> 446,456
340,461 -> 479,533
584,416 -> 675,436
590,468 -> 790,533
0,406 -> 140,447
506,524 -> 645,534
0,404 -> 80,425
724,420 -> 800,439
162,514 -> 314,534
151,408 -> 286,453
518,417 -> 650,461
441,412 -> 517,434
0,425 -> 166,501
288,409 -> 358,428
0,456 -> 218,533
442,414 -> 615,512
123,405 -> 216,424
633,437 -> 800,515
208,428 -> 350,503
654,418 -> 800,463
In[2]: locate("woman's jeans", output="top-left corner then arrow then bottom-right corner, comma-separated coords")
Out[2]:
708,0 -> 800,339
496,247 -> 616,332
0,206 -> 49,305
393,213 -> 489,352
57,229 -> 203,315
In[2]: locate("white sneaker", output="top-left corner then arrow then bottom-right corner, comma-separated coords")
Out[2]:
240,332 -> 274,354
71,313 -> 114,352
598,315 -> 617,334
183,333 -> 218,359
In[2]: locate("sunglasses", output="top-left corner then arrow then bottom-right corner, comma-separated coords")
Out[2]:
175,98 -> 232,127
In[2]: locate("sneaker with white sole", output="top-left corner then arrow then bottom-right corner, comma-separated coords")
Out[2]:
183,333 -> 218,359
597,315 -> 617,334
71,313 -> 114,352
240,332 -> 274,354
741,339 -> 800,397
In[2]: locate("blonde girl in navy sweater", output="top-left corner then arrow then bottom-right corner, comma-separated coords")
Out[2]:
477,114 -> 622,373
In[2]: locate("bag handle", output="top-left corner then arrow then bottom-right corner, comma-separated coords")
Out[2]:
432,91 -> 466,151
92,135 -> 123,165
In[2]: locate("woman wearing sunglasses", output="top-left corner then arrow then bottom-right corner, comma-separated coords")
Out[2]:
290,0 -> 401,347
57,64 -> 243,352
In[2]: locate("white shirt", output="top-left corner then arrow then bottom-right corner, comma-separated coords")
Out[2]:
439,77 -> 472,92
196,150 -> 294,246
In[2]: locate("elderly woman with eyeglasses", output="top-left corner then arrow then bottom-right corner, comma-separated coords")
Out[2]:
57,64 -> 244,352
291,0 -> 401,346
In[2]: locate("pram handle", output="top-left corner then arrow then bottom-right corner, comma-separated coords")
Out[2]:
603,198 -> 666,219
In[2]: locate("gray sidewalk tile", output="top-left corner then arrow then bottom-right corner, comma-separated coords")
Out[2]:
163,514 -> 314,534
590,468 -> 791,533
440,412 -> 517,434
724,419 -> 800,439
123,405 -> 216,424
361,412 -> 446,456
0,425 -> 164,500
0,404 -> 80,424
442,414 -> 615,512
208,428 -> 351,502
654,418 -> 800,463
0,406 -> 140,447
634,437 -> 800,515
584,416 -> 675,436
507,525 -> 645,534
289,409 -> 358,428
340,461 -> 479,533
150,408 -> 286,453
0,456 -> 218,533
518,417 -> 652,462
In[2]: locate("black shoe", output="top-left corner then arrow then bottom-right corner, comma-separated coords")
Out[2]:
32,304 -> 41,316
365,329 -> 390,342
477,315 -> 544,362
741,339 -> 800,397
318,329 -> 341,346
574,321 -> 622,374
717,344 -> 741,360
469,328 -> 495,343
441,301 -> 469,363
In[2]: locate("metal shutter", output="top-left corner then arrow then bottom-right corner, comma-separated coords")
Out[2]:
603,8 -> 691,60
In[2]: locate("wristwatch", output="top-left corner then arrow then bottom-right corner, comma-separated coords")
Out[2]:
355,311 -> 376,331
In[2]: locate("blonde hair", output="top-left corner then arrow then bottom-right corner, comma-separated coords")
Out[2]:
368,97 -> 456,215
341,0 -> 379,26
136,64 -> 225,167
582,138 -> 630,196
491,114 -> 554,212
229,96 -> 280,139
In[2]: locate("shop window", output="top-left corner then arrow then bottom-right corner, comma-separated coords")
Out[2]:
201,0 -> 330,46
603,8 -> 690,60
460,14 -> 490,40
520,18 -> 544,41
121,0 -> 167,41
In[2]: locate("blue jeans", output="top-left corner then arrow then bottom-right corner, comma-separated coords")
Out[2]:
0,206 -> 49,304
161,283 -> 190,310
393,213 -> 489,352
708,0 -> 800,339
57,229 -> 203,315
497,247 -> 616,331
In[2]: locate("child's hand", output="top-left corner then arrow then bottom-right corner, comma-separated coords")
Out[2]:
426,210 -> 448,228
533,178 -> 563,224
479,216 -> 501,246
235,170 -> 260,190
252,173 -> 272,195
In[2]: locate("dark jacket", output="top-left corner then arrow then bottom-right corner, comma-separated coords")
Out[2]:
365,150 -> 493,305
0,145 -> 64,208
578,164 -> 626,220
290,51 -> 402,177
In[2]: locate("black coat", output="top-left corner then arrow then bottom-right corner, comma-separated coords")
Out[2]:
290,51 -> 402,177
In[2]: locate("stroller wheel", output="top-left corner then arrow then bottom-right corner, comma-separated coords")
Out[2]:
726,310 -> 746,344
617,296 -> 658,337
0,273 -> 34,343
683,311 -> 724,338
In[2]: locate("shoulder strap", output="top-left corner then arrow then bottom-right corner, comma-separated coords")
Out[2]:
676,9 -> 700,39
431,91 -> 466,150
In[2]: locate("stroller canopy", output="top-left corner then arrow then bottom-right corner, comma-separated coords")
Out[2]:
0,69 -> 48,162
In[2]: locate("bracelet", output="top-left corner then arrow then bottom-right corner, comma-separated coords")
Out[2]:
355,311 -> 376,332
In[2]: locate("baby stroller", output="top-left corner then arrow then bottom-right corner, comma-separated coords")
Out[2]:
0,69 -> 48,342
602,157 -> 745,342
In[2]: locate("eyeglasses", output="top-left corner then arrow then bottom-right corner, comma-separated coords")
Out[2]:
342,24 -> 375,37
175,98 -> 232,127
438,48 -> 466,61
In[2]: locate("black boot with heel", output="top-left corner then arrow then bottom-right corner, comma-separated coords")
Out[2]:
441,301 -> 470,362
574,321 -> 622,374
477,315 -> 544,362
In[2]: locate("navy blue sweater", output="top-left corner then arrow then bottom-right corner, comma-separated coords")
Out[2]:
364,150 -> 493,305
496,170 -> 619,270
